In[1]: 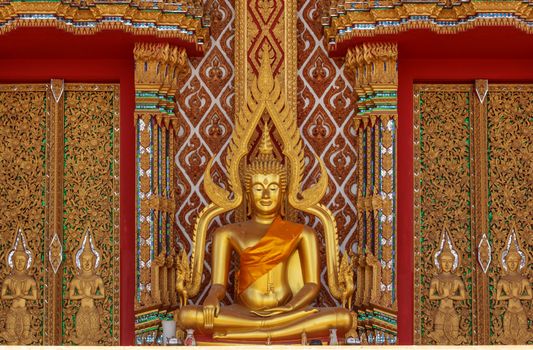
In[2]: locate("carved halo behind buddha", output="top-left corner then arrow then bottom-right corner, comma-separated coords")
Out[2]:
175,53 -> 355,343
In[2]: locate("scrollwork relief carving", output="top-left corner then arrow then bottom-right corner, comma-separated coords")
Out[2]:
69,229 -> 105,345
413,85 -> 473,345
487,85 -> 533,345
0,85 -> 47,345
0,229 -> 37,345
494,229 -> 532,344
428,227 -> 467,345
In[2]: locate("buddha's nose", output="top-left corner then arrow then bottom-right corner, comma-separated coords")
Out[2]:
262,189 -> 270,199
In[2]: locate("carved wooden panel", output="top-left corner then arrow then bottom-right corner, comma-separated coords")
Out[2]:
413,85 -> 474,345
0,85 -> 48,345
414,83 -> 533,345
0,83 -> 120,345
486,85 -> 532,345
61,85 -> 120,345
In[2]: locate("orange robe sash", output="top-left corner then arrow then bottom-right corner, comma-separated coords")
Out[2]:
238,217 -> 304,295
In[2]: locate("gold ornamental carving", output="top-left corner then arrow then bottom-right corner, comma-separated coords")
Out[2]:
428,227 -> 467,345
413,84 -> 473,345
345,42 -> 398,335
486,84 -> 532,345
0,229 -> 37,345
323,0 -> 533,48
61,84 -> 120,345
0,84 -> 48,345
495,228 -> 532,344
68,229 -> 105,345
477,233 -> 492,274
0,83 -> 120,345
134,42 -> 189,314
0,1 -> 208,48
414,83 -> 533,345
175,54 -> 353,342
48,233 -> 63,274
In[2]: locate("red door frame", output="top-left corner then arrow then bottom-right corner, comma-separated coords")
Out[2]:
0,28 -> 138,345
396,27 -> 533,344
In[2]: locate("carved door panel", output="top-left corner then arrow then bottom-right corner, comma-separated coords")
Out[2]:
413,83 -> 532,345
0,82 -> 120,345
484,85 -> 532,345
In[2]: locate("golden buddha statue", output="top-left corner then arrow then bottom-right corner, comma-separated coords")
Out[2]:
428,228 -> 466,345
176,53 -> 353,343
68,229 -> 105,345
495,229 -> 532,345
0,228 -> 37,345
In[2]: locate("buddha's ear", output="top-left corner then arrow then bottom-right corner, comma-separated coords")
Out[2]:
280,196 -> 286,218
246,194 -> 251,217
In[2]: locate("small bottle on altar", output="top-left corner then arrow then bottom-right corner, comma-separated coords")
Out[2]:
328,328 -> 338,345
184,329 -> 196,346
301,330 -> 308,345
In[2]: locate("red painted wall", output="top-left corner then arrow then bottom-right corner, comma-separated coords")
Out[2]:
0,28 -> 138,345
396,27 -> 533,344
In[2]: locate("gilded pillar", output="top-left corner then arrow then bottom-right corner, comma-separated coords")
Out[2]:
346,42 -> 398,338
134,43 -> 189,338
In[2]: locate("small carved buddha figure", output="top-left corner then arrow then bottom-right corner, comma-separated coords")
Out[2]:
178,129 -> 352,341
69,230 -> 105,345
0,229 -> 37,345
428,233 -> 466,345
495,233 -> 532,345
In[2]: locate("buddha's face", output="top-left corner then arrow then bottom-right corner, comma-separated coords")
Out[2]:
439,253 -> 454,273
81,251 -> 95,272
249,173 -> 282,216
506,254 -> 520,272
13,252 -> 27,272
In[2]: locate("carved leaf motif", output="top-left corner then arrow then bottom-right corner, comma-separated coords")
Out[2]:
486,86 -> 532,344
414,87 -> 473,344
62,86 -> 119,345
0,86 -> 47,345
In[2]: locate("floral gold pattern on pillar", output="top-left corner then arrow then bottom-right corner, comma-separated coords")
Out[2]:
134,42 -> 190,330
0,229 -> 37,345
345,42 -> 398,336
413,85 -> 473,345
69,229 -> 105,345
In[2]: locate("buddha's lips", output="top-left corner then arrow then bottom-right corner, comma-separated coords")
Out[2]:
260,200 -> 272,206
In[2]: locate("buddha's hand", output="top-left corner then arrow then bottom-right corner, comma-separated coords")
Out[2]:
251,305 -> 318,317
202,293 -> 220,330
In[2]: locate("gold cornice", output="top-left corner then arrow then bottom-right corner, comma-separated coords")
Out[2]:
0,1 -> 208,51
324,1 -> 533,49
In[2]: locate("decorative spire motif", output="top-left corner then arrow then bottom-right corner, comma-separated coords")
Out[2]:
501,227 -> 526,272
434,225 -> 459,272
7,227 -> 33,271
75,228 -> 101,271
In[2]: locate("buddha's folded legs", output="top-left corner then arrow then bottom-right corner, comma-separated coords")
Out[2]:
212,307 -> 352,341
179,304 -> 322,333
